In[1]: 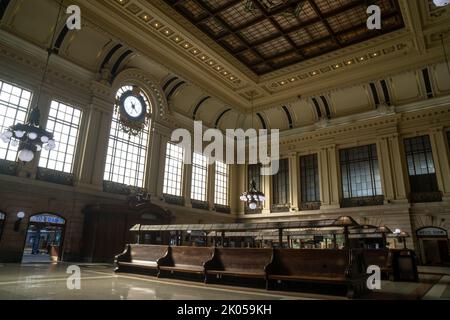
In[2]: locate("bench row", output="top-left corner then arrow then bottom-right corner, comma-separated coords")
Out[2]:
115,245 -> 376,298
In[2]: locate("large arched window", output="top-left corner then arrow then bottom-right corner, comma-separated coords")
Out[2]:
104,86 -> 150,188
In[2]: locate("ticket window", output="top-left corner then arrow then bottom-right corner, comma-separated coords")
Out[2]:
22,214 -> 66,262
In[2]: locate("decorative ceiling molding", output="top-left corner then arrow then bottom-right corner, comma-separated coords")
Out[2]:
111,0 -> 246,87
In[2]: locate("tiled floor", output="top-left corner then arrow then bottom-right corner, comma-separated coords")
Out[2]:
0,263 -> 448,300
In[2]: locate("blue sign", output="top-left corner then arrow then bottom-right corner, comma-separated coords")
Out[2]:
0,213 -> 5,220
30,214 -> 65,225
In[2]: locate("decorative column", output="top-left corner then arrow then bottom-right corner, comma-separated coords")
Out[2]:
207,162 -> 216,210
77,82 -> 114,190
377,133 -> 408,203
183,147 -> 193,207
261,173 -> 272,214
228,164 -> 239,216
377,137 -> 395,202
389,134 -> 408,202
288,152 -> 299,211
235,164 -> 246,215
319,144 -> 340,209
429,126 -> 450,198
148,121 -> 171,199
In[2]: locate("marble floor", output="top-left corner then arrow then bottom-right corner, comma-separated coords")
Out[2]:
0,263 -> 448,300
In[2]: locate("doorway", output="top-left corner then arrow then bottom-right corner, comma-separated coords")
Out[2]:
417,227 -> 449,266
22,214 -> 66,263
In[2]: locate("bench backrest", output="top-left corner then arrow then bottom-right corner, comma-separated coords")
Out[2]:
271,249 -> 350,277
213,248 -> 273,273
169,246 -> 215,267
363,249 -> 391,269
129,244 -> 169,263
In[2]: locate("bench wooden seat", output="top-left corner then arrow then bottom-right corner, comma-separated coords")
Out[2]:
268,274 -> 347,283
114,244 -> 169,273
266,249 -> 367,298
205,248 -> 273,284
158,246 -> 214,278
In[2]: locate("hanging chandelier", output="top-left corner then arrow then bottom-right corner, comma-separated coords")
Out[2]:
239,91 -> 266,210
0,108 -> 55,162
0,3 -> 62,163
240,180 -> 266,210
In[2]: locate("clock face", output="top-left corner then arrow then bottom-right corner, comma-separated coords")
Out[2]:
119,91 -> 147,121
123,96 -> 143,118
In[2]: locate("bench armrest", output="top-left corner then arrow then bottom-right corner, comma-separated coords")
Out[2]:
157,247 -> 172,267
115,244 -> 131,265
264,249 -> 275,275
203,248 -> 217,270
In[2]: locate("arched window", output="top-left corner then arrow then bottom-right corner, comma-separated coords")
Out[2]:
104,86 -> 150,188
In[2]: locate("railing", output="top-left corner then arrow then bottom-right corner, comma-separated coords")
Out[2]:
340,195 -> 384,208
37,168 -> 74,186
191,200 -> 209,210
214,205 -> 231,214
164,194 -> 185,206
0,159 -> 19,176
270,204 -> 291,213
300,201 -> 321,211
103,181 -> 134,195
410,192 -> 442,203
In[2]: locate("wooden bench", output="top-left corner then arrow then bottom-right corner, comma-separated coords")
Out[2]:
266,249 -> 367,298
205,248 -> 273,286
158,246 -> 214,279
115,244 -> 169,274
363,249 -> 393,280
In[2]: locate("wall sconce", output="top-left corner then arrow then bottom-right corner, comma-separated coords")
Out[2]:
14,211 -> 25,232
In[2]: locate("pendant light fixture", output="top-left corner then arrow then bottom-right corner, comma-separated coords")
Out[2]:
240,91 -> 266,210
433,0 -> 449,7
0,2 -> 63,162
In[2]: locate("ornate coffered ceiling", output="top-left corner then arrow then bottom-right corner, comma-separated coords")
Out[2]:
161,0 -> 404,75
1,0 -> 449,116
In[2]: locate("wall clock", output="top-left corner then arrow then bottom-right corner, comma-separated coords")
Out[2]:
115,86 -> 150,136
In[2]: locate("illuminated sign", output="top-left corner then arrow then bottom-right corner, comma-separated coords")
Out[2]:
0,213 -> 5,220
416,227 -> 447,237
30,214 -> 65,225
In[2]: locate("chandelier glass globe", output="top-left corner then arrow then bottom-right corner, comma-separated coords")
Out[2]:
28,132 -> 38,140
18,149 -> 35,162
248,201 -> 258,210
433,0 -> 449,7
14,130 -> 25,138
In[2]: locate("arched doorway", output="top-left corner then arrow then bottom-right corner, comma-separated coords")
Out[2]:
0,212 -> 5,242
22,213 -> 66,263
417,227 -> 449,266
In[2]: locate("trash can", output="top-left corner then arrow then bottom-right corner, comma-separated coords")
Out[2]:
392,249 -> 419,282
49,245 -> 60,262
